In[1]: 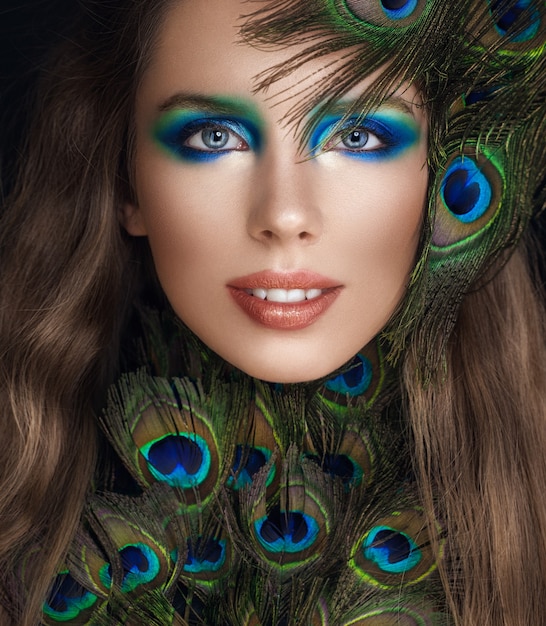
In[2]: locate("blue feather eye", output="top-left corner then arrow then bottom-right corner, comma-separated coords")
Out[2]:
319,341 -> 388,409
440,157 -> 492,223
153,110 -> 261,162
489,0 -> 541,42
254,506 -> 320,554
140,433 -> 212,488
43,572 -> 98,621
306,452 -> 364,487
362,526 -> 422,574
350,510 -> 440,587
342,0 -> 428,27
227,444 -> 275,490
99,543 -> 161,592
432,149 -> 503,251
184,537 -> 227,574
324,354 -> 373,397
380,0 -> 419,19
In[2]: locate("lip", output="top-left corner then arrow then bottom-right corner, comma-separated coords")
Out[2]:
227,270 -> 342,330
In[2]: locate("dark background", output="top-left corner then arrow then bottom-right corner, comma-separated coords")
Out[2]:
0,0 -> 81,193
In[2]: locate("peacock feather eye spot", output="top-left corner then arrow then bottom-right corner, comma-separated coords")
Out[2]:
43,572 -> 97,619
489,0 -> 541,41
440,157 -> 492,223
306,453 -> 361,487
141,433 -> 211,488
255,506 -> 319,553
98,543 -> 161,592
149,435 -> 202,475
463,86 -> 498,106
184,537 -> 226,573
344,0 -> 425,24
380,0 -> 419,19
228,444 -> 274,490
324,354 -> 373,397
363,526 -> 422,574
117,543 -> 161,592
444,169 -> 480,213
119,545 -> 149,575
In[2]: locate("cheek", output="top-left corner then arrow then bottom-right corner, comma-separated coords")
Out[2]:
366,172 -> 426,258
319,157 -> 427,268
133,156 -> 250,271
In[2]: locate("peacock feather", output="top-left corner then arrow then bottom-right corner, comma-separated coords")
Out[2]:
39,309 -> 447,625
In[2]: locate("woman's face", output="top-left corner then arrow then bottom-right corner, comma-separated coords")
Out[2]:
123,0 -> 428,383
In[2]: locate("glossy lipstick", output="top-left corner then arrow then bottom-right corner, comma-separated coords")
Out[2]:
227,270 -> 342,330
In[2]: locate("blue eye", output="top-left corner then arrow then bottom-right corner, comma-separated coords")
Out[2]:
310,110 -> 420,161
340,128 -> 382,151
153,111 -> 261,163
317,120 -> 384,155
184,124 -> 246,153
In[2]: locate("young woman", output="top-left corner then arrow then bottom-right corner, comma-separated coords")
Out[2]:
0,0 -> 544,624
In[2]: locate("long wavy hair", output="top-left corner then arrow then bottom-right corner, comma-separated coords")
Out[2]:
0,1 -> 545,624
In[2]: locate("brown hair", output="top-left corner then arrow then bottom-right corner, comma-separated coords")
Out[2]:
0,2 -> 174,622
0,2 -> 544,624
405,241 -> 546,624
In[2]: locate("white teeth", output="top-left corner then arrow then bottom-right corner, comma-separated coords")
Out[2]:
268,289 -> 305,303
305,289 -> 322,300
249,288 -> 323,302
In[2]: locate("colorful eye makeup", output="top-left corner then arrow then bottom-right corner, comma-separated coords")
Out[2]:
310,110 -> 421,161
153,109 -> 263,163
152,96 -> 421,165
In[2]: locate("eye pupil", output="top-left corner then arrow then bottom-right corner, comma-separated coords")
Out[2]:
343,129 -> 369,149
202,128 -> 229,149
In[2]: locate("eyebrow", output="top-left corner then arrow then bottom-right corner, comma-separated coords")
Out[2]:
320,95 -> 419,119
158,93 -> 261,120
158,92 -> 417,119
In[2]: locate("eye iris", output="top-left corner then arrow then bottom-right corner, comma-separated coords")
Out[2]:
202,128 -> 229,149
343,129 -> 368,149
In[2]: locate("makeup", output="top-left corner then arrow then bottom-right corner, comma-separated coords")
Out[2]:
228,271 -> 342,330
310,109 -> 421,160
152,95 -> 264,163
128,0 -> 429,381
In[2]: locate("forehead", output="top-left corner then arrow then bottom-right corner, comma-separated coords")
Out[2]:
139,0 -> 351,106
137,0 -> 424,125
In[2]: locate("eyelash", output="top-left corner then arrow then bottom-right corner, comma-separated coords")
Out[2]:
155,112 -> 418,163
180,120 -> 250,156
156,117 -> 258,162
182,120 -> 390,156
310,117 -> 400,160
326,126 -> 385,153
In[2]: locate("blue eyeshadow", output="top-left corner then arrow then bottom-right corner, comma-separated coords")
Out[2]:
309,110 -> 421,161
153,109 -> 263,163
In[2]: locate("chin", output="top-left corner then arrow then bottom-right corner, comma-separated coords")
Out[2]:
226,354 -> 347,384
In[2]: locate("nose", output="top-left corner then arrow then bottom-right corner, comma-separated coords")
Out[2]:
247,149 -> 322,245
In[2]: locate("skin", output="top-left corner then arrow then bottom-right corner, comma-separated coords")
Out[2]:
122,0 -> 429,383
